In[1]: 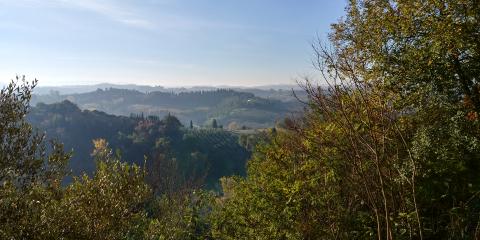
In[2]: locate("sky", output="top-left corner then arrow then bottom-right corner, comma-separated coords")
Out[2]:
0,0 -> 347,87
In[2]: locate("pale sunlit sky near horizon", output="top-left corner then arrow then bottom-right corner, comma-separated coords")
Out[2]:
0,0 -> 347,87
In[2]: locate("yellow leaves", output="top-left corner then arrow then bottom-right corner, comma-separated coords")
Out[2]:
92,138 -> 110,158
302,139 -> 313,150
92,139 -> 111,158
92,139 -> 118,166
93,138 -> 107,150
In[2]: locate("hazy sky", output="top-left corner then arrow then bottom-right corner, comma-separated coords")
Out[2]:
0,0 -> 346,87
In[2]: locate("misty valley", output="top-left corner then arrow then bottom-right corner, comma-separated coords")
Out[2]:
28,86 -> 300,189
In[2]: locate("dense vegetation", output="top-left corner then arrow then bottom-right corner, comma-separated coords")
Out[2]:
0,78 -> 219,239
31,87 -> 302,129
1,0 -> 479,239
210,1 -> 480,239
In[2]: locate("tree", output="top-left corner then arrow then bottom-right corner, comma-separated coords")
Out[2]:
0,76 -> 71,239
0,76 -> 69,188
51,139 -> 151,240
213,79 -> 420,239
212,0 -> 480,239
328,0 -> 480,237
330,0 -> 480,112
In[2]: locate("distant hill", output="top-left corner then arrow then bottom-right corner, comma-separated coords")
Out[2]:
32,88 -> 305,129
33,83 -> 308,101
33,83 -> 168,95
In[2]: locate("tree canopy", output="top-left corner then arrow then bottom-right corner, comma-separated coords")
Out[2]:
211,0 -> 480,239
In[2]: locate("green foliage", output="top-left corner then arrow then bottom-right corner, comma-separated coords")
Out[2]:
331,0 -> 480,112
0,78 -> 216,239
0,77 -> 69,188
325,0 -> 480,238
146,190 -> 215,240
0,77 -> 70,239
212,131 -> 346,239
408,103 -> 480,238
211,1 -> 480,239
211,93 -> 412,239
51,139 -> 151,240
182,128 -> 250,188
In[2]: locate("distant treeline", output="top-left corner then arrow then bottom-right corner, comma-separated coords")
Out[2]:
32,88 -> 302,129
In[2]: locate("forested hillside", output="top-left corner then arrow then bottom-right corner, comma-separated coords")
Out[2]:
28,100 -> 252,188
31,88 -> 302,129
